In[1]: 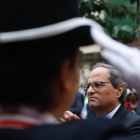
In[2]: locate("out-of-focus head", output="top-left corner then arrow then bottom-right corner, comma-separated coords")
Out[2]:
0,0 -> 103,117
1,41 -> 80,115
126,91 -> 139,102
86,62 -> 127,115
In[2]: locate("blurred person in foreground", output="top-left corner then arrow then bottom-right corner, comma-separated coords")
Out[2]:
0,0 -> 129,140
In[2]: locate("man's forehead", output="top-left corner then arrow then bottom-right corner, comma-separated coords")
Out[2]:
88,67 -> 109,82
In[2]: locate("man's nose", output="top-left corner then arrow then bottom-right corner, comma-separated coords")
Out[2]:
87,86 -> 96,94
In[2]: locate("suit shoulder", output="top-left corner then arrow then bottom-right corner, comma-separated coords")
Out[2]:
121,111 -> 140,128
122,112 -> 140,138
125,111 -> 140,122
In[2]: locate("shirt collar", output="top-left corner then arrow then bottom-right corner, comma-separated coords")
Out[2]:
105,104 -> 121,119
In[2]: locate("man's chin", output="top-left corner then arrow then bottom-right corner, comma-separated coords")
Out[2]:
89,102 -> 98,110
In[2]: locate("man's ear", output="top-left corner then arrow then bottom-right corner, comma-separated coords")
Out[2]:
116,84 -> 124,98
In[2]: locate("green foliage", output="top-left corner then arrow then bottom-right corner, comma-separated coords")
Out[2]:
79,0 -> 140,43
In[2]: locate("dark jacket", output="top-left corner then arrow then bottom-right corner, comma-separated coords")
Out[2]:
69,91 -> 84,116
136,99 -> 140,115
112,104 -> 140,138
0,118 -> 130,140
87,104 -> 96,118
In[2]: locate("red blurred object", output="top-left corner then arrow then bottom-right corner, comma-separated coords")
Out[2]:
124,102 -> 132,111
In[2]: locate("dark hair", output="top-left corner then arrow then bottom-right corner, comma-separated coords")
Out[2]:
0,38 -> 78,112
92,62 -> 127,104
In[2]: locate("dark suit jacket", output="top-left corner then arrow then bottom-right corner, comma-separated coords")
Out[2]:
136,99 -> 140,115
112,104 -> 140,138
87,103 -> 96,118
0,117 -> 130,140
69,91 -> 84,116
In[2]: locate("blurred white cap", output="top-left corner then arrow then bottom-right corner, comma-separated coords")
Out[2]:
127,88 -> 131,95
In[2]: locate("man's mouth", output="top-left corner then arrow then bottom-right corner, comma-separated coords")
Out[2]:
88,96 -> 97,100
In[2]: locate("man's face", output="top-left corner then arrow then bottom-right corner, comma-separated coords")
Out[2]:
87,67 -> 119,114
127,91 -> 138,101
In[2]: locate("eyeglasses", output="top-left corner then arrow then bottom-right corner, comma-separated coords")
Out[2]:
83,81 -> 111,92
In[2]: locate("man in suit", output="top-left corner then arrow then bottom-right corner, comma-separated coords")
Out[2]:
0,0 -> 130,140
84,62 -> 140,138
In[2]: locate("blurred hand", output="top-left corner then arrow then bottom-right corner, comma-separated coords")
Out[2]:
58,111 -> 80,124
90,27 -> 140,94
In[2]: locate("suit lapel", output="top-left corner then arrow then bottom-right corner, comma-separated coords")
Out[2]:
112,104 -> 128,122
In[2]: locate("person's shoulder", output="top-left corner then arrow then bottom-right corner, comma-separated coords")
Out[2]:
124,111 -> 140,124
123,111 -> 140,138
0,118 -> 129,140
115,104 -> 140,127
76,91 -> 82,96
129,111 -> 140,118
